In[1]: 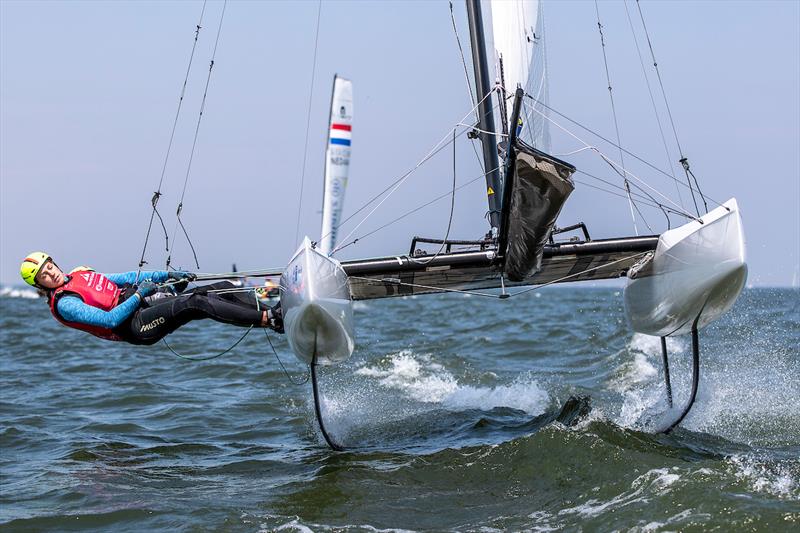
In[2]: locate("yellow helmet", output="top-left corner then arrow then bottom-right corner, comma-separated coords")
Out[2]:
20,252 -> 51,286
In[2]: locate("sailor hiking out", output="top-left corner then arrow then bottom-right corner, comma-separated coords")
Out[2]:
20,252 -> 283,345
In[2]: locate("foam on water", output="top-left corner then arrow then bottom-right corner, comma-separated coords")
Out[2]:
0,286 -> 39,299
558,468 -> 682,519
310,350 -> 551,445
727,454 -> 800,499
611,328 -> 800,446
354,350 -> 549,414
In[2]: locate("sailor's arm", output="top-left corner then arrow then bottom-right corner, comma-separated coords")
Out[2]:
57,293 -> 144,329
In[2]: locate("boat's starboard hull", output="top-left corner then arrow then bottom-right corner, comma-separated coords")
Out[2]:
624,198 -> 747,337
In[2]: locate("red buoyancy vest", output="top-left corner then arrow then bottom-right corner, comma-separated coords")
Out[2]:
48,270 -> 124,341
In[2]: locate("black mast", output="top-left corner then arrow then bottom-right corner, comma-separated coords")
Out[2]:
465,0 -> 502,235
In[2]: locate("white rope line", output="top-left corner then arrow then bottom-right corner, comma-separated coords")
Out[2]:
456,123 -> 508,137
552,146 -> 596,157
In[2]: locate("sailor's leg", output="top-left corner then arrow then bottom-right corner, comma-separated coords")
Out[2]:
188,281 -> 261,307
120,292 -> 264,345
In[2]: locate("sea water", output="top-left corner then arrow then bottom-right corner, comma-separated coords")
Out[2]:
1,287 -> 798,531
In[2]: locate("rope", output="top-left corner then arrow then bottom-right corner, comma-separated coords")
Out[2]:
167,0 -> 228,271
594,0 -> 640,235
449,1 -> 477,115
163,325 -> 253,361
350,275 -> 502,299
136,1 -> 208,282
635,0 -> 708,216
163,277 -> 255,361
293,0 -> 323,248
575,169 -> 677,227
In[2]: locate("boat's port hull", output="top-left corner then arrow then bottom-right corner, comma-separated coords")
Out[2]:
624,198 -> 747,337
280,238 -> 355,365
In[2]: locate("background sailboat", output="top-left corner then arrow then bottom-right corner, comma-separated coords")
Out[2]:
319,75 -> 353,256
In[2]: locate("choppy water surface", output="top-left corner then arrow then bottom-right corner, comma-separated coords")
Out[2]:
1,287 -> 798,531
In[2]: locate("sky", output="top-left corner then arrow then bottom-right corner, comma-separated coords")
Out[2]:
1,0 -> 798,287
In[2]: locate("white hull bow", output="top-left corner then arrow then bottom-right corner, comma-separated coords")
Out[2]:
280,238 -> 355,365
624,198 -> 747,337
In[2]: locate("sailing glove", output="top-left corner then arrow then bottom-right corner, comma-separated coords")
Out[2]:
136,281 -> 158,299
267,304 -> 284,334
169,271 -> 197,282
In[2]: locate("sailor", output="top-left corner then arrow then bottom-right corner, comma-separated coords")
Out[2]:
20,252 -> 283,345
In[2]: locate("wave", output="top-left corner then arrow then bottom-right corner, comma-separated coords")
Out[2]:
0,286 -> 40,299
610,330 -> 800,447
353,350 -> 549,415
309,350 -> 551,447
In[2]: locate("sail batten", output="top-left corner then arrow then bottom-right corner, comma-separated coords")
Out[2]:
319,75 -> 353,255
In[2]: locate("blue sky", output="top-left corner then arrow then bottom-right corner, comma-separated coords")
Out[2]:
1,0 -> 798,286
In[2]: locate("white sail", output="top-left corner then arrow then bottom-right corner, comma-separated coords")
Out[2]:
489,0 -> 550,151
319,75 -> 353,255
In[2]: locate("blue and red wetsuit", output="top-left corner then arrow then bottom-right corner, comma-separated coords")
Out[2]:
49,270 -> 264,345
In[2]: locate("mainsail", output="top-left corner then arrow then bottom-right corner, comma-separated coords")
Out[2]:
319,75 -> 353,255
488,0 -> 550,151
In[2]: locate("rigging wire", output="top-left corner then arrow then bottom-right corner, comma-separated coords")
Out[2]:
594,0 -> 641,234
574,170 -> 679,226
524,94 -> 723,209
407,129 -> 458,265
333,168 -> 492,254
448,0 -> 486,173
167,0 -> 228,271
328,91 -> 498,254
622,0 -> 683,209
136,0 -> 208,282
293,0 -> 323,248
522,99 -> 699,221
635,0 -> 708,216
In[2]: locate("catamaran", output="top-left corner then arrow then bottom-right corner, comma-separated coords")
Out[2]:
278,0 -> 746,449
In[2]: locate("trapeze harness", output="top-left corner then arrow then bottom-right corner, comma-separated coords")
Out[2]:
48,270 -> 125,341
